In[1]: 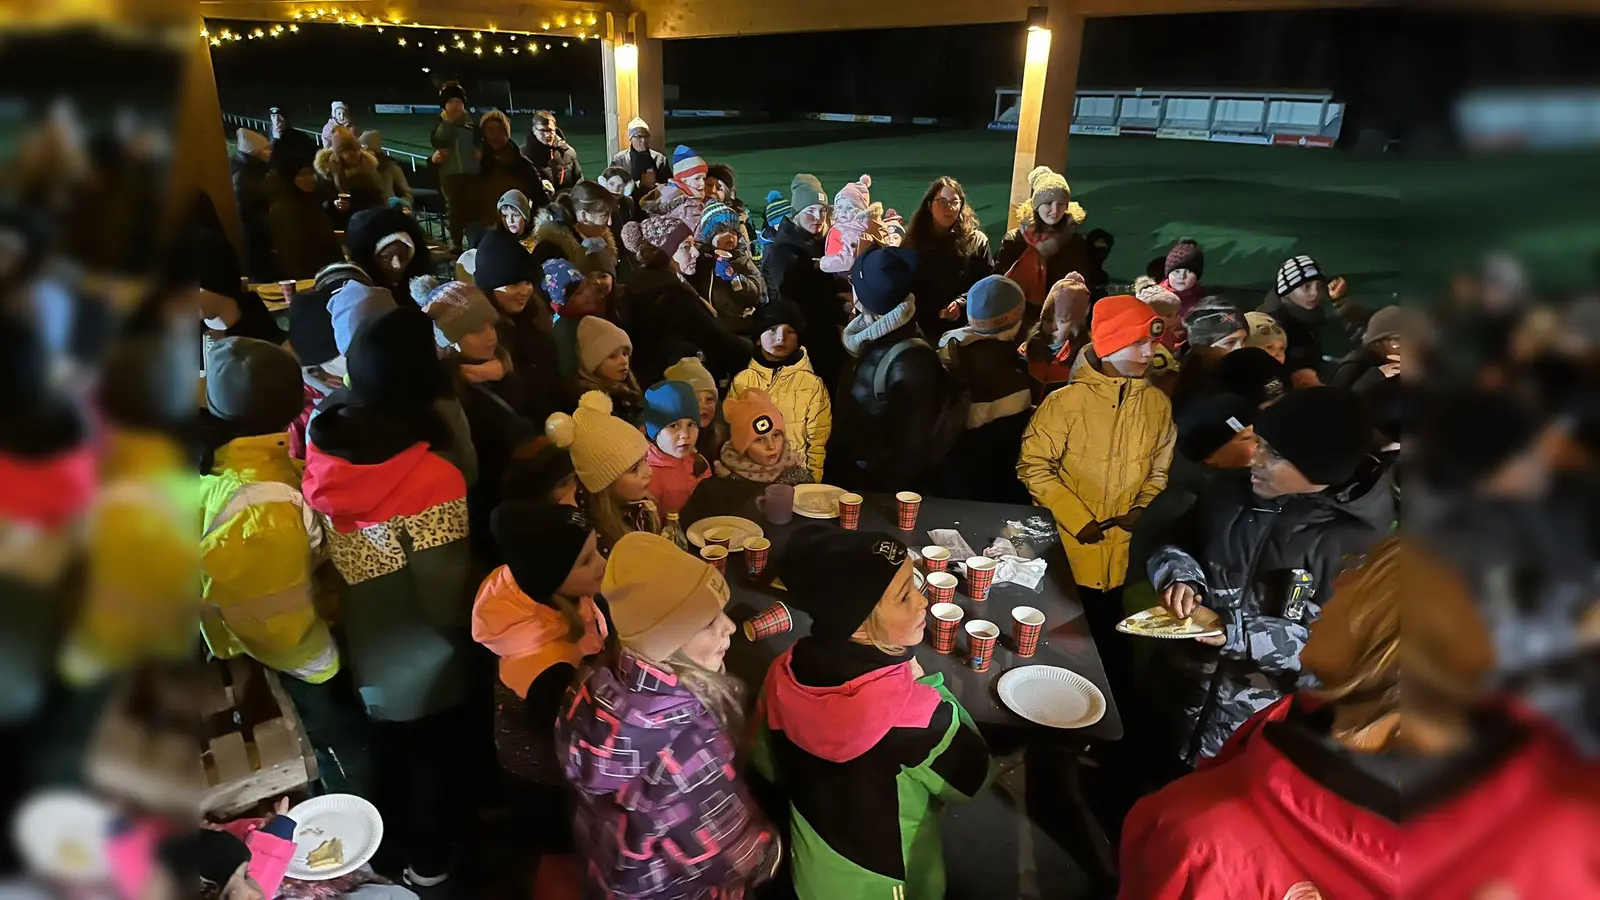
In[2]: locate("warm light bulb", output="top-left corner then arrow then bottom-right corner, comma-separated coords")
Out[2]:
488,24 -> 497,32
292,10 -> 301,18
561,40 -> 569,47
555,16 -> 566,26
543,42 -> 550,49
438,44 -> 445,52
289,24 -> 298,31
422,66 -> 430,72
210,37 -> 221,45
200,26 -> 208,36
511,47 -> 519,54
398,37 -> 406,45
588,14 -> 597,25
493,45 -> 502,54
473,46 -> 482,55
472,31 -> 481,38
577,33 -> 585,40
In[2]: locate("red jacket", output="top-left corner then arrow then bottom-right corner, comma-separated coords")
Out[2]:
644,443 -> 710,516
1119,696 -> 1600,900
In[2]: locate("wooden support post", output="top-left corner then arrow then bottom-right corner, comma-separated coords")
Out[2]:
172,24 -> 242,253
1007,6 -> 1084,230
602,12 -> 666,162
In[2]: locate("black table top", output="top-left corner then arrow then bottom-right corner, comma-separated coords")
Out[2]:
681,479 -> 1124,742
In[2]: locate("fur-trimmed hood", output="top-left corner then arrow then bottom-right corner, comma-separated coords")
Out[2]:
532,207 -> 617,264
314,146 -> 379,183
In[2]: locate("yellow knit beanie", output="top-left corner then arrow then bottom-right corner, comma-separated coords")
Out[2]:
663,356 -> 716,397
546,391 -> 649,492
603,532 -> 730,661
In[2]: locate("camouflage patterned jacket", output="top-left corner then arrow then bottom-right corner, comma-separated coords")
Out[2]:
1146,460 -> 1395,764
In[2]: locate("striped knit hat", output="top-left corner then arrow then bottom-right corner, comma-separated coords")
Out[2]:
1275,255 -> 1323,297
671,144 -> 706,185
765,190 -> 793,227
697,200 -> 740,242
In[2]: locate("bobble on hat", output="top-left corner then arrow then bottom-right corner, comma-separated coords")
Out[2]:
546,391 -> 649,492
834,175 -> 872,214
764,190 -> 793,226
670,144 -> 707,183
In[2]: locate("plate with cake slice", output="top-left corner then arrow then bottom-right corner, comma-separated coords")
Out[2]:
285,794 -> 383,881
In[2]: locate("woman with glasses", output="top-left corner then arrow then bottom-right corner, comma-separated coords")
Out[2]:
904,177 -> 994,340
530,180 -> 618,272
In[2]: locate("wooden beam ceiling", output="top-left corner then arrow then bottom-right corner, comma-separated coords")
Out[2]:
197,0 -> 623,34
633,0 -> 1373,39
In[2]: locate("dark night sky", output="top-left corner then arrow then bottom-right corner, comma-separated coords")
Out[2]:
208,9 -> 1600,135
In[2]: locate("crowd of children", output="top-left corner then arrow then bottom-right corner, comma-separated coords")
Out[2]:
16,79 -> 1595,900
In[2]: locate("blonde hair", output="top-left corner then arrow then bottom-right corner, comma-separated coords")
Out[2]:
620,645 -> 746,733
583,480 -> 659,551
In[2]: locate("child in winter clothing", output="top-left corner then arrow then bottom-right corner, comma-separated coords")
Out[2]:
1135,275 -> 1187,352
314,126 -> 384,211
995,166 -> 1101,332
359,130 -> 414,205
559,532 -> 780,899
733,299 -> 831,481
758,189 -> 793,260
573,315 -> 643,422
547,391 -> 658,553
638,144 -> 708,231
1018,294 -> 1175,707
820,174 -> 878,274
321,100 -> 356,148
693,199 -> 765,334
642,380 -> 712,515
545,256 -> 615,380
1160,237 -> 1206,317
755,526 -> 992,900
937,275 -> 1034,502
715,387 -> 813,485
496,188 -> 536,249
666,355 -> 728,465
1244,310 -> 1289,364
472,501 -> 609,807
1020,271 -> 1091,397
200,337 -> 341,684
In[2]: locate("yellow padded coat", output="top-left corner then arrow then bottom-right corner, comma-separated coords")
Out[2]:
1017,354 -> 1175,591
731,352 -> 833,482
199,433 -> 340,683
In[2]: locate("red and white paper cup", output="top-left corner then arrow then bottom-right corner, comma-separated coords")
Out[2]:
1012,606 -> 1045,658
920,545 -> 951,572
703,526 -> 735,549
699,544 -> 728,574
743,601 -> 792,641
895,491 -> 923,532
929,602 -> 964,654
744,536 -> 772,578
838,492 -> 864,530
965,619 -> 999,672
965,556 -> 999,601
279,279 -> 299,300
926,572 -> 957,604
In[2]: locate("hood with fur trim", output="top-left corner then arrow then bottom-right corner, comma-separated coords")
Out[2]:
531,207 -> 617,264
313,146 -> 379,184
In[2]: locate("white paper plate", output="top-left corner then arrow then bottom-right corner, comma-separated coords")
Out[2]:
12,790 -> 112,882
687,516 -> 764,552
1116,606 -> 1224,640
997,665 -> 1107,730
792,484 -> 845,519
286,794 -> 384,881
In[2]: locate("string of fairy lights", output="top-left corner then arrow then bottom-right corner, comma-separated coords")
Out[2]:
201,8 -> 606,56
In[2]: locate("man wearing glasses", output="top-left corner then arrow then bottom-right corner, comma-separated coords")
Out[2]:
522,110 -> 584,197
1147,386 -> 1394,768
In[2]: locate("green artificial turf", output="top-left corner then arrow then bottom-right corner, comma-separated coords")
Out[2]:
356,115 -> 1600,303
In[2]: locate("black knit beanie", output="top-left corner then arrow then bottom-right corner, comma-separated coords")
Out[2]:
474,229 -> 533,295
753,298 -> 806,338
775,525 -> 908,639
1176,392 -> 1256,463
1165,237 -> 1205,278
287,285 -> 340,366
491,500 -> 593,602
1218,346 -> 1290,407
1254,387 -> 1373,486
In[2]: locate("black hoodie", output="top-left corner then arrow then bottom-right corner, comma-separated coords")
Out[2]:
761,218 -> 849,389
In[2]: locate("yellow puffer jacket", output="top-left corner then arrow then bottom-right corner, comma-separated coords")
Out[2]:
199,433 -> 340,684
1017,352 -> 1175,590
731,352 -> 833,482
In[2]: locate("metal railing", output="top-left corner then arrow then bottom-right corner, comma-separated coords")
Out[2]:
221,112 -> 432,171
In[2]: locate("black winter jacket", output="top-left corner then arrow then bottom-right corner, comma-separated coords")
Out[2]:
520,132 -> 583,194
933,330 -> 1033,502
1146,461 -> 1396,763
830,321 -> 956,493
617,266 -> 753,388
908,232 -> 992,339
230,153 -> 278,282
1259,293 -> 1327,379
479,142 -> 552,221
762,218 -> 850,389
